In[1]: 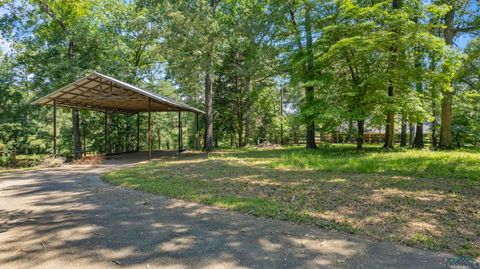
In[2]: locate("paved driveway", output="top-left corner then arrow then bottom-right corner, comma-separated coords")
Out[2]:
0,157 -> 451,269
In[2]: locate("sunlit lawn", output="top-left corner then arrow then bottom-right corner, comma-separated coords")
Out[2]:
104,145 -> 480,257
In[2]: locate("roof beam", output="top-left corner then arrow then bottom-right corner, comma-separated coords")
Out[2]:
32,72 -> 205,114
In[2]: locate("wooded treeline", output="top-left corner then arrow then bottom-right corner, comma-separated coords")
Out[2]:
0,0 -> 479,161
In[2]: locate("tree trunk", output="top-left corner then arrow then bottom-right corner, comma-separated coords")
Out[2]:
238,118 -> 243,148
439,92 -> 453,149
304,2 -> 316,149
203,72 -> 214,152
414,122 -> 424,148
11,134 -> 17,166
69,40 -> 82,159
125,118 -> 131,152
72,109 -> 82,159
439,9 -> 455,149
305,95 -> 316,149
431,100 -> 438,148
245,79 -> 253,146
400,114 -> 407,147
237,94 -> 244,148
409,122 -> 415,146
384,87 -> 395,149
203,0 -> 216,152
356,120 -> 365,150
383,0 -> 400,149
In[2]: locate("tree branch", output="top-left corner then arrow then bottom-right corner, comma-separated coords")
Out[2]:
37,2 -> 68,34
454,26 -> 479,34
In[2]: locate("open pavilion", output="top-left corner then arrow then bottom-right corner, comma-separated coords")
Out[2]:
32,72 -> 204,160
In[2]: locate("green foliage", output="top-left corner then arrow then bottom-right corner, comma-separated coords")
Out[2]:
0,0 -> 478,158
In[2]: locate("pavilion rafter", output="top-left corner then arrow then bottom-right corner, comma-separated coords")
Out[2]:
33,72 -> 204,114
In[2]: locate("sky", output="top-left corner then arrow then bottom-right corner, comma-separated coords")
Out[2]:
0,6 -> 11,53
456,34 -> 474,49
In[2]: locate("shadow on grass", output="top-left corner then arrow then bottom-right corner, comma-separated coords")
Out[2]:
106,153 -> 480,257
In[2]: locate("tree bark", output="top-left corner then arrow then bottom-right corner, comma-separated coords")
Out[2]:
305,91 -> 316,149
431,100 -> 438,148
439,92 -> 453,149
68,40 -> 82,159
12,134 -> 17,166
204,72 -> 214,152
72,109 -> 82,159
414,122 -> 424,148
409,122 -> 415,146
245,79 -> 253,146
238,114 -> 243,148
237,93 -> 244,148
384,86 -> 395,149
304,1 -> 316,149
439,8 -> 455,149
125,116 -> 131,152
203,0 -> 216,152
400,114 -> 407,147
356,120 -> 365,150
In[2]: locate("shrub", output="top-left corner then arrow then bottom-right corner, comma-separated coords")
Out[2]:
40,156 -> 65,168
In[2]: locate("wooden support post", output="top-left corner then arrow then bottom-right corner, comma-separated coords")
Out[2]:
123,114 -> 130,153
136,113 -> 140,152
82,120 -> 86,157
53,99 -> 57,157
195,112 -> 199,148
104,111 -> 108,154
148,99 -> 152,161
178,111 -> 182,154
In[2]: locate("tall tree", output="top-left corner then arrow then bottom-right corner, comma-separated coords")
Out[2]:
283,0 -> 320,149
303,0 -> 317,149
158,0 -> 224,152
383,0 -> 402,149
436,0 -> 479,148
33,1 -> 92,159
202,0 -> 217,152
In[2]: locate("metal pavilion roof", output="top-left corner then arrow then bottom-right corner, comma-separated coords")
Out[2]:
32,72 -> 204,114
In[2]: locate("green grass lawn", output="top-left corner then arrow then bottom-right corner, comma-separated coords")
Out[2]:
104,145 -> 480,258
0,154 -> 47,171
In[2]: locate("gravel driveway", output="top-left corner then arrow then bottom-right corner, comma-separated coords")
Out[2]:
0,156 -> 452,269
